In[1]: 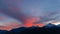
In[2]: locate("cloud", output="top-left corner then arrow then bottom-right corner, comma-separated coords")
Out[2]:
0,0 -> 60,28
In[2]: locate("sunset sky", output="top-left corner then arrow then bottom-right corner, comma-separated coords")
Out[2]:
0,0 -> 60,30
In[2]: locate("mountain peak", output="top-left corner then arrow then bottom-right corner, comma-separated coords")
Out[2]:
43,23 -> 56,28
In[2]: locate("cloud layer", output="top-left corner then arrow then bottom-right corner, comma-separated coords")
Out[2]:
0,0 -> 60,30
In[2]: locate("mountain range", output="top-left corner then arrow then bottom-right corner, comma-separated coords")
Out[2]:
0,23 -> 60,34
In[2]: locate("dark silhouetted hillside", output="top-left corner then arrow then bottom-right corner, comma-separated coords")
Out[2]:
0,23 -> 60,34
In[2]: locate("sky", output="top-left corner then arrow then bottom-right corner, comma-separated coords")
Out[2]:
0,0 -> 60,30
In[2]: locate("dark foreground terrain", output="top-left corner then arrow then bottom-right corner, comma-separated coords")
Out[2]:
0,23 -> 60,34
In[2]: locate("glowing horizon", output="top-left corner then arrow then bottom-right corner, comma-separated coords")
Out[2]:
0,0 -> 60,30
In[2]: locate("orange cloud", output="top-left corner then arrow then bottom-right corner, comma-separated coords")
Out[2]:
0,22 -> 21,31
0,17 -> 44,31
34,23 -> 45,27
23,17 -> 44,27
